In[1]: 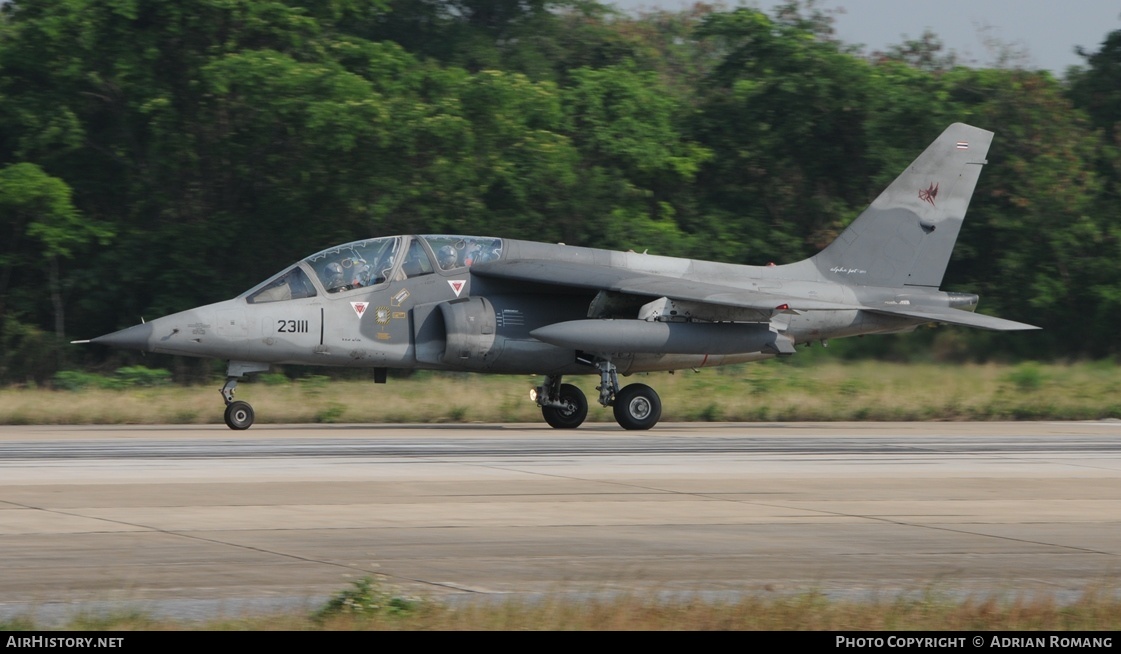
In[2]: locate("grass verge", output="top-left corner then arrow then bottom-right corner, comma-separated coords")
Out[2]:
5,577 -> 1121,630
3,361 -> 1119,425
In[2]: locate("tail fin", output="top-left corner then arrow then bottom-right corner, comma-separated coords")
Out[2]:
811,123 -> 992,288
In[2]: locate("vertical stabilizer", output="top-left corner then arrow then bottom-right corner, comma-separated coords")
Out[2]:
811,123 -> 992,288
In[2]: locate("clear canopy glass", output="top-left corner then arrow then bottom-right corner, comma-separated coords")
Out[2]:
243,235 -> 504,303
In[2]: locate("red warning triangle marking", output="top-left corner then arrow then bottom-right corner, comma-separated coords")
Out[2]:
448,280 -> 466,297
351,301 -> 368,318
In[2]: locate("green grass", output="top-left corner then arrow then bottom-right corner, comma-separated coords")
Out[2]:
5,577 -> 1121,630
3,361 -> 1119,425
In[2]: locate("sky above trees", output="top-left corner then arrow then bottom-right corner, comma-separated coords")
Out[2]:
611,0 -> 1121,74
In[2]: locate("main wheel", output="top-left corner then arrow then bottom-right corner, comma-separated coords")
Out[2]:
612,383 -> 661,430
224,400 -> 255,430
542,383 -> 588,429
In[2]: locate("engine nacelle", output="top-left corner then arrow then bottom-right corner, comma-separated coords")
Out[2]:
437,297 -> 499,366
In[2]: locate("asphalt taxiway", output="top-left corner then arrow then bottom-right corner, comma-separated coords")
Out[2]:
1,421 -> 1119,621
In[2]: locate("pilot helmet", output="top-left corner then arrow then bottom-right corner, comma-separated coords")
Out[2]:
438,245 -> 457,269
353,263 -> 372,286
325,262 -> 344,283
463,242 -> 480,266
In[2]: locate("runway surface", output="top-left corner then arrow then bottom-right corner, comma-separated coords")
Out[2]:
1,421 -> 1119,622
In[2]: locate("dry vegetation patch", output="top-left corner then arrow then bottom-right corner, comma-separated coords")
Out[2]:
3,362 -> 1118,425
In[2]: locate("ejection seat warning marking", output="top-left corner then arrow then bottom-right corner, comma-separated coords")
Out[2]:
351,302 -> 368,318
448,279 -> 466,297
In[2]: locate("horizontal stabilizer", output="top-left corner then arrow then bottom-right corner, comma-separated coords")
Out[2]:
868,307 -> 1039,331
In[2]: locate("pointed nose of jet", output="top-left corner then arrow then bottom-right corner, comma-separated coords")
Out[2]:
90,322 -> 156,352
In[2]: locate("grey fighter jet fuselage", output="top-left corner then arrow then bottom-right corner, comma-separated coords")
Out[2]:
81,123 -> 1038,430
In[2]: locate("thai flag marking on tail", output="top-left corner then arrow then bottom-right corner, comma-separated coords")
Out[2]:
956,141 -> 969,150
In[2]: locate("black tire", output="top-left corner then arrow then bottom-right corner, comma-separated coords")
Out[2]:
612,383 -> 661,430
542,383 -> 588,429
224,401 -> 255,430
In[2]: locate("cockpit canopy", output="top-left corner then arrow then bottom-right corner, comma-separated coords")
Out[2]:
305,235 -> 402,294
244,235 -> 503,304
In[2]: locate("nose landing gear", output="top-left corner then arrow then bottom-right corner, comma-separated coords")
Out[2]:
220,361 -> 269,430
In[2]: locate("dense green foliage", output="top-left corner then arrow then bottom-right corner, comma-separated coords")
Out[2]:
1,0 -> 1119,383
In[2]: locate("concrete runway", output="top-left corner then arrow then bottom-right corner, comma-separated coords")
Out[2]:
1,421 -> 1119,621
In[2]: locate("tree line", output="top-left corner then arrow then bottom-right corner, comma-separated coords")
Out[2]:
2,0 -> 1119,383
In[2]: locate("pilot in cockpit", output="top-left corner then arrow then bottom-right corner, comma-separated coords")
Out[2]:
351,261 -> 373,286
437,245 -> 458,270
324,262 -> 346,292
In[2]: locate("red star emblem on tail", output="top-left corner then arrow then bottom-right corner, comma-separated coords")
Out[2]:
918,182 -> 939,207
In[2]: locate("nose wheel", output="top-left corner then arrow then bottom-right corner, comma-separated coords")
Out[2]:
224,400 -> 254,430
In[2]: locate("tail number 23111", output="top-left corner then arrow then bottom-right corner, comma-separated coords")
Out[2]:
277,319 -> 309,333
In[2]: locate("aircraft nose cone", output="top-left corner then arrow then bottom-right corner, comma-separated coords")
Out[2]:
90,322 -> 155,351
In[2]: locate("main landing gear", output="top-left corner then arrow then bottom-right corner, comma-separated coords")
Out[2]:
533,359 -> 662,430
533,375 -> 588,429
220,361 -> 269,430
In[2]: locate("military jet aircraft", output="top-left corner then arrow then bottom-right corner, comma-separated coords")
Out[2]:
79,123 -> 1037,430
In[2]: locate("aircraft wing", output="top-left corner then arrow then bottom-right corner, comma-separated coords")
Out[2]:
472,260 -> 1040,330
470,260 -> 858,312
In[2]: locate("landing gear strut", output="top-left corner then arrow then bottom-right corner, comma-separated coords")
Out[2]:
533,375 -> 588,429
220,361 -> 269,430
533,359 -> 663,431
596,359 -> 661,431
